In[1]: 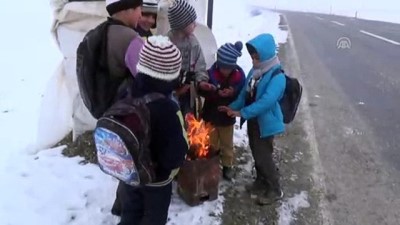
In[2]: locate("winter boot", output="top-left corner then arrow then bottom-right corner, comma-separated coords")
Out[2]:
111,190 -> 122,216
222,166 -> 235,181
256,189 -> 284,206
111,198 -> 122,216
245,178 -> 267,194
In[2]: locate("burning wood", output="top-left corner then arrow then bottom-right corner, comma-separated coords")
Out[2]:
178,114 -> 221,206
185,113 -> 215,160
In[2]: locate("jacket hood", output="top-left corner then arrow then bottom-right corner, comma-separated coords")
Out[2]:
246,33 -> 277,62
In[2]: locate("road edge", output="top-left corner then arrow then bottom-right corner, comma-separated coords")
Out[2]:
282,14 -> 334,225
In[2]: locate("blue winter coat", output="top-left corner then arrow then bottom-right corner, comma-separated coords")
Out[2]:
229,34 -> 286,138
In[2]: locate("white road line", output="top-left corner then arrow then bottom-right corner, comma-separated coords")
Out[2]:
316,16 -> 324,20
331,21 -> 345,26
360,30 -> 400,45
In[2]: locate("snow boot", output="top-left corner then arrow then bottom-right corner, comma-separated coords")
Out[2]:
256,189 -> 284,206
245,178 -> 267,194
222,166 -> 235,181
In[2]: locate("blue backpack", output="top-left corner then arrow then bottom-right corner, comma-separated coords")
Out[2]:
93,93 -> 164,186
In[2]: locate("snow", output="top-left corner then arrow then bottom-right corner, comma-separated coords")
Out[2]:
0,0 -> 310,224
249,0 -> 400,24
278,191 -> 311,225
0,146 -> 119,225
168,184 -> 225,225
0,1 -> 62,160
213,0 -> 287,74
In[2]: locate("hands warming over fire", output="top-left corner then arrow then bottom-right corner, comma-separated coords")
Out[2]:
218,87 -> 234,97
198,82 -> 217,92
218,106 -> 241,118
175,84 -> 190,96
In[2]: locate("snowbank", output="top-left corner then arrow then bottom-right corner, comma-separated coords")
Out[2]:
213,0 -> 287,74
0,147 -> 119,225
278,191 -> 311,225
0,2 -> 61,156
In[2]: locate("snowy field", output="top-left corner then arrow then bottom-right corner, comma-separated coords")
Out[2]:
249,0 -> 400,24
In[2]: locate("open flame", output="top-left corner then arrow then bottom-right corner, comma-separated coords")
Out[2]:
185,113 -> 214,160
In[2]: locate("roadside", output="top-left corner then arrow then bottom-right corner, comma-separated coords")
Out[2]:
220,15 -> 327,225
281,11 -> 400,225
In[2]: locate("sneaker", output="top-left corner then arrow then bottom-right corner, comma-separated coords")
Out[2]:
256,189 -> 284,206
222,166 -> 235,181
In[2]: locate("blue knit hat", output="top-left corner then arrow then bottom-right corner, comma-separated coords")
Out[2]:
217,41 -> 243,69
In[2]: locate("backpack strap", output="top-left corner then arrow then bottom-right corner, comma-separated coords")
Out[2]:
272,68 -> 285,77
142,93 -> 166,104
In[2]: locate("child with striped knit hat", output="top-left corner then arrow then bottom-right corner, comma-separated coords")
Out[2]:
117,35 -> 188,225
167,0 -> 211,116
135,0 -> 159,39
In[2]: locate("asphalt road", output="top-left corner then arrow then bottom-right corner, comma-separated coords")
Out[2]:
282,11 -> 400,225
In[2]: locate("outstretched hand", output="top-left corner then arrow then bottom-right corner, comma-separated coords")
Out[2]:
218,106 -> 231,113
227,110 -> 241,118
218,106 -> 241,118
175,84 -> 190,96
198,82 -> 217,92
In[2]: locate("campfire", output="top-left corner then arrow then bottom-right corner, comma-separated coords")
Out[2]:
185,113 -> 216,160
177,113 -> 221,206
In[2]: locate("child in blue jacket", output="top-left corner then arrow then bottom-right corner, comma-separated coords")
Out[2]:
219,33 -> 286,205
200,41 -> 245,181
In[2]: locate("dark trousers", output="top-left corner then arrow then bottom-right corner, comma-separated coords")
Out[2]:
247,119 -> 281,193
116,181 -> 172,225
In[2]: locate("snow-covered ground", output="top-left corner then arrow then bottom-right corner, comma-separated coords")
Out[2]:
0,0 -> 312,224
249,0 -> 400,24
0,1 -> 61,159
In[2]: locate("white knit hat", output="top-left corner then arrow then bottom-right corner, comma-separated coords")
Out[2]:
168,0 -> 197,30
137,36 -> 182,81
106,0 -> 143,16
